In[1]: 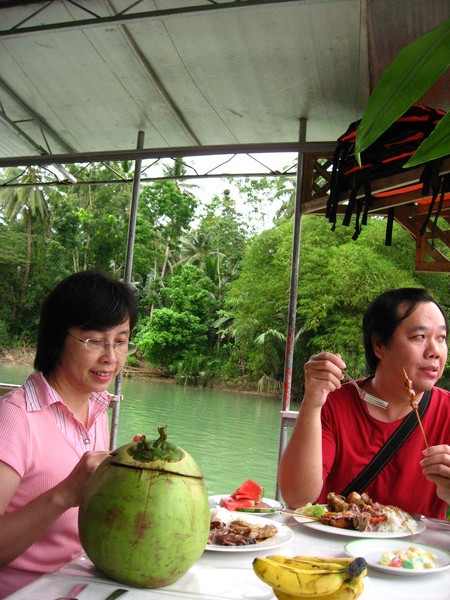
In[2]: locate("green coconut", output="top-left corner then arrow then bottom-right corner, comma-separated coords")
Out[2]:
78,425 -> 210,588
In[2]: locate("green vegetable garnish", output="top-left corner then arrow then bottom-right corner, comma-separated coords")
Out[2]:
295,503 -> 327,518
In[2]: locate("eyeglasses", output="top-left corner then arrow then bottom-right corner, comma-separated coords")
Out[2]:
68,332 -> 137,356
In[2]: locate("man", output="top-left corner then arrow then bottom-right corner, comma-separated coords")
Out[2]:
278,288 -> 450,518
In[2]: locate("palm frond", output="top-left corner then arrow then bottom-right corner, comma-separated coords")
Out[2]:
355,17 -> 450,163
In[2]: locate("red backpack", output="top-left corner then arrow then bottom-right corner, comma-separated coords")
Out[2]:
326,104 -> 449,245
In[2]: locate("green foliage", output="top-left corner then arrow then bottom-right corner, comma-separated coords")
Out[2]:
224,221 -> 294,379
136,264 -> 220,370
138,180 -> 198,242
189,189 -> 249,291
226,214 -> 449,389
252,329 -> 287,380
0,162 -> 135,342
226,221 -> 293,341
134,179 -> 199,315
166,264 -> 218,320
234,175 -> 296,225
1,168 -> 48,223
355,17 -> 450,166
173,353 -> 221,387
296,217 -> 423,374
136,308 -> 208,367
0,229 -> 27,267
49,180 -> 130,273
0,320 -> 11,346
1,161 -> 449,395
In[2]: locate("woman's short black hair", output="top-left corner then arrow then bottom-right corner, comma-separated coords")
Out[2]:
34,271 -> 138,376
362,287 -> 448,373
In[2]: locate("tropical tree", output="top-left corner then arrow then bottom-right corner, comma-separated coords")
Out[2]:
136,308 -> 208,368
48,163 -> 131,275
193,189 -> 248,292
0,226 -> 28,341
176,229 -> 224,285
233,175 -> 294,226
225,214 -> 450,391
135,180 -> 198,315
136,264 -> 218,370
0,167 -> 49,305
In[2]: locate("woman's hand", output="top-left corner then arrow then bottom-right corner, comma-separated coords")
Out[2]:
0,451 -> 109,567
420,444 -> 450,505
54,451 -> 110,509
303,351 -> 346,408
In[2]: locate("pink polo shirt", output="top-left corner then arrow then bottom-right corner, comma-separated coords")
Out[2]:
0,371 -> 110,598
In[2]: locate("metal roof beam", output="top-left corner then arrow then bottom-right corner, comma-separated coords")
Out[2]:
108,2 -> 202,146
0,77 -> 76,154
0,141 -> 336,168
0,0 -> 303,38
0,169 -> 301,190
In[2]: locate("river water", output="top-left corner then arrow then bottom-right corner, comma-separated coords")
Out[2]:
0,363 -> 285,499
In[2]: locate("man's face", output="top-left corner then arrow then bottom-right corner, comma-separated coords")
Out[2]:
376,301 -> 448,393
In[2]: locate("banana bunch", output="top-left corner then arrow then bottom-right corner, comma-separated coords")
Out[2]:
252,554 -> 367,599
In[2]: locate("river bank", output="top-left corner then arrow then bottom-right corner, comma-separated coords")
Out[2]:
0,346 -> 281,398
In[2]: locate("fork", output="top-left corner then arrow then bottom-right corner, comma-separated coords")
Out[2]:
342,371 -> 388,409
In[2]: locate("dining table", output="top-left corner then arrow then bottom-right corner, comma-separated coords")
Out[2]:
4,513 -> 449,600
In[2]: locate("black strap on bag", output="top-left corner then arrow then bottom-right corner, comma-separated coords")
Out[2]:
340,390 -> 431,497
327,104 -> 447,243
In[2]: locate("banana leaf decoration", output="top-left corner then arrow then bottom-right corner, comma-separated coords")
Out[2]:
355,17 -> 450,167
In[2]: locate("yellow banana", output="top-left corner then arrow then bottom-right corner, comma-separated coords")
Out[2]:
291,556 -> 367,578
267,555 -> 350,572
253,557 -> 349,597
273,575 -> 365,600
293,556 -> 357,568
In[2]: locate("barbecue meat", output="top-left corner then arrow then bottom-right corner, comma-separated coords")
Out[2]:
320,510 -> 354,529
229,519 -> 277,540
322,491 -> 388,532
326,492 -> 348,512
208,517 -> 277,546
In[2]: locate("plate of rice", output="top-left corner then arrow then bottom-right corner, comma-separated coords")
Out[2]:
294,505 -> 424,538
294,492 -> 424,538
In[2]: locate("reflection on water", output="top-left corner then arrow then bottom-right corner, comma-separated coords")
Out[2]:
0,363 -> 282,498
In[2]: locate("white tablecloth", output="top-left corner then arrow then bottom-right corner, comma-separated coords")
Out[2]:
5,515 -> 450,600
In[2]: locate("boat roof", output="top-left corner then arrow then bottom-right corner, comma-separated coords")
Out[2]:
0,0 -> 448,168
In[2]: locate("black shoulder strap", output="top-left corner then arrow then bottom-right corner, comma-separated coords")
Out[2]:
340,390 -> 431,497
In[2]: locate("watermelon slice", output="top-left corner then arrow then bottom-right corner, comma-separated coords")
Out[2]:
230,479 -> 264,503
236,502 -> 275,513
220,498 -> 255,511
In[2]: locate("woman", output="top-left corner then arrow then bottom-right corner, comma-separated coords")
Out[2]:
278,288 -> 450,519
0,271 -> 138,598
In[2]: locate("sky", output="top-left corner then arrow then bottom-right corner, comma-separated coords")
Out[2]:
142,152 -> 297,232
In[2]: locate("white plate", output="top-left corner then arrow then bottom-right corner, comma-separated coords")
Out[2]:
209,494 -> 282,514
206,513 -> 294,552
344,539 -> 450,575
294,516 -> 425,538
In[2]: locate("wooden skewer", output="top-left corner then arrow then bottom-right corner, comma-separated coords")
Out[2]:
402,367 -> 429,448
279,512 -> 322,527
278,509 -> 321,520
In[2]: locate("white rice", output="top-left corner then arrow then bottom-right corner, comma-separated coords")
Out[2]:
375,508 -> 418,533
210,506 -> 234,526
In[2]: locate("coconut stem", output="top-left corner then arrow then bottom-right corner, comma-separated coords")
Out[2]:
157,425 -> 168,441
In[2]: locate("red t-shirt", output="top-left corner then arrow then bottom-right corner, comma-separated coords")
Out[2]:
317,382 -> 450,519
